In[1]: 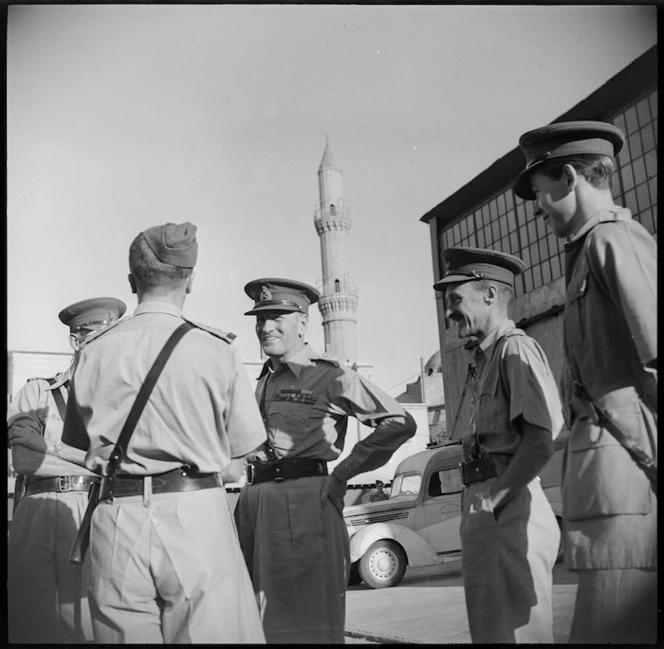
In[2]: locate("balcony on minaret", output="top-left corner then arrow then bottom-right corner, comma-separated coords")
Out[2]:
314,198 -> 352,225
316,273 -> 358,299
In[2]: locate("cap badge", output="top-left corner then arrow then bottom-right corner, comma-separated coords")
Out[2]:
259,286 -> 272,302
109,310 -> 117,322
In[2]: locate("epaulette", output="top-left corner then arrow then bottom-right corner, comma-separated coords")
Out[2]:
80,319 -> 123,347
27,376 -> 49,382
183,317 -> 237,344
311,352 -> 341,368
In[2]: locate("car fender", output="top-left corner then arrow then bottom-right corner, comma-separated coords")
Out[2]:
348,522 -> 440,567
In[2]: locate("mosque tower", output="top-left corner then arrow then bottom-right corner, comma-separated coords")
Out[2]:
314,138 -> 358,365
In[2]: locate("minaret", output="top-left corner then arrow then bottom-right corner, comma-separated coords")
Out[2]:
314,138 -> 358,365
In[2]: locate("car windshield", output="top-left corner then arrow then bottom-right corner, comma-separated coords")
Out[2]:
390,472 -> 422,498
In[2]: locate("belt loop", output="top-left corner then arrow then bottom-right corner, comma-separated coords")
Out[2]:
143,476 -> 152,507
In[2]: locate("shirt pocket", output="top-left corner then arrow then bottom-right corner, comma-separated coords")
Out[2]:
563,400 -> 653,519
473,369 -> 508,435
267,399 -> 317,452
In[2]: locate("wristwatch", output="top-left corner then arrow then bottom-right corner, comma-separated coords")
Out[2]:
53,440 -> 64,456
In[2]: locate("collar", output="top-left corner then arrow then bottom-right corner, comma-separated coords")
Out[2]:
133,301 -> 183,318
475,319 -> 517,362
569,206 -> 631,244
258,343 -> 316,381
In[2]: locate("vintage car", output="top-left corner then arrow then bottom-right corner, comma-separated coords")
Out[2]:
344,435 -> 567,589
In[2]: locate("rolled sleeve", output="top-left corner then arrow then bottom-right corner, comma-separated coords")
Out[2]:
8,381 -> 49,440
502,337 -> 565,440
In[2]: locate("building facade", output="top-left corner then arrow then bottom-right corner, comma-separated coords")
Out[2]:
420,46 -> 657,441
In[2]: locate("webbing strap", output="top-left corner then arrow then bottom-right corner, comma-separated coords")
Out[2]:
47,378 -> 68,422
106,322 -> 194,476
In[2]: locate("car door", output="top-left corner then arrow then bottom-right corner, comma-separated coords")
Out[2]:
418,466 -> 463,553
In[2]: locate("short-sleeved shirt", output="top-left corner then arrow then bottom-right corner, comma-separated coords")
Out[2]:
8,368 -> 96,477
256,344 -> 415,482
65,301 -> 266,476
563,206 -> 657,400
468,320 -> 564,460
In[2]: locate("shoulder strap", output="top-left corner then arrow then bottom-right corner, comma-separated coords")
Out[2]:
47,378 -> 68,422
182,317 -> 236,344
106,322 -> 194,475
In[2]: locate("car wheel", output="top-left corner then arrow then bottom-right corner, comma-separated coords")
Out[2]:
358,540 -> 407,589
556,517 -> 566,563
348,562 -> 362,586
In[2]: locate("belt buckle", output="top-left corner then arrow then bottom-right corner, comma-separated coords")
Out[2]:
245,463 -> 255,486
58,476 -> 71,492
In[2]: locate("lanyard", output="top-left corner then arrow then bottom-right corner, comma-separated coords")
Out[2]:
450,362 -> 477,442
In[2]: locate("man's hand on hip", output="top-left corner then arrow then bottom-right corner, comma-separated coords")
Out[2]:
321,473 -> 347,515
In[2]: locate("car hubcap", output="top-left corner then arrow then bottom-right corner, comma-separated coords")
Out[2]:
369,549 -> 397,580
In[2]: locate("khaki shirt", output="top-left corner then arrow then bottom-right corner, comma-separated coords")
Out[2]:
66,301 -> 266,476
563,206 -> 657,401
8,368 -> 96,477
468,320 -> 564,460
257,344 -> 416,482
561,207 -> 657,568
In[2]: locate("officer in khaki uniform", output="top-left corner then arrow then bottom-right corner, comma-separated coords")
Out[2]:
435,248 -> 564,643
8,297 -> 126,643
514,121 -> 657,643
235,278 -> 417,643
63,223 -> 267,643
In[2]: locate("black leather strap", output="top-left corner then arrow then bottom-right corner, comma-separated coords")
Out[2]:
99,468 -> 218,500
106,322 -> 194,476
25,475 -> 101,495
246,458 -> 328,485
47,378 -> 68,422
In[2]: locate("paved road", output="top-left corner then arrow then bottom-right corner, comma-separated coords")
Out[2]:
345,558 -> 578,644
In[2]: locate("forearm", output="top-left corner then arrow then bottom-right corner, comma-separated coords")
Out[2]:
12,441 -> 95,477
332,412 -> 416,483
488,422 -> 553,511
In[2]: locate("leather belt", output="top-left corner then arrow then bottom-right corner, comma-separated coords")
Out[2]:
460,453 -> 512,486
99,467 -> 219,502
25,475 -> 101,495
246,458 -> 328,485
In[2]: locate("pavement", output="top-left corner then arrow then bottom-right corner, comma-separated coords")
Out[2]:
345,559 -> 578,644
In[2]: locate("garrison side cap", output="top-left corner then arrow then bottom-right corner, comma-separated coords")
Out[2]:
433,246 -> 525,291
512,120 -> 625,200
244,277 -> 320,316
58,297 -> 127,332
141,222 -> 198,268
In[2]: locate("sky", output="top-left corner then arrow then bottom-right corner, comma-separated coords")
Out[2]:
7,4 -> 657,397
